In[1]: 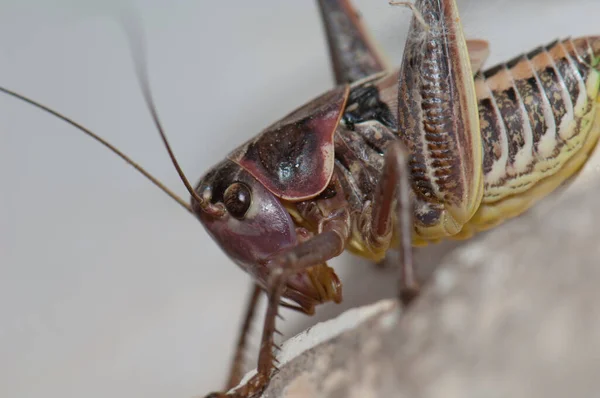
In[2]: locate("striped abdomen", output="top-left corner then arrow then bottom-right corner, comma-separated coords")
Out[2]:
464,37 -> 600,235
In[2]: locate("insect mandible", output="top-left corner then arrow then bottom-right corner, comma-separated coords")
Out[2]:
3,1 -> 600,397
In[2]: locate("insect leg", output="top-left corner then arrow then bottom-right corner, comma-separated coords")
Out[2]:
317,0 -> 389,84
206,226 -> 349,397
224,283 -> 262,391
369,141 -> 418,304
395,0 -> 484,241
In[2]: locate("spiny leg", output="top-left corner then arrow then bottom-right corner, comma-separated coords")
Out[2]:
224,283 -> 262,391
206,226 -> 349,398
370,0 -> 485,304
317,0 -> 389,84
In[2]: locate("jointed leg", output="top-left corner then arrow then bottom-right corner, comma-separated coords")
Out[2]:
205,227 -> 349,398
394,0 -> 484,240
224,283 -> 262,391
317,0 -> 389,84
370,141 -> 419,305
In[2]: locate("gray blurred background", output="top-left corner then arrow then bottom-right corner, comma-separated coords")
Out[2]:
1,1 -> 599,397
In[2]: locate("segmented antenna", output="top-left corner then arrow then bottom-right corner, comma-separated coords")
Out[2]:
120,13 -> 207,208
1,11 -> 212,216
0,85 -> 193,213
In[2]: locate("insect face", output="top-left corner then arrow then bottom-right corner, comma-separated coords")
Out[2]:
192,159 -> 341,314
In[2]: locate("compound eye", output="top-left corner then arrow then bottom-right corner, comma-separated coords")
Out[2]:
223,182 -> 252,219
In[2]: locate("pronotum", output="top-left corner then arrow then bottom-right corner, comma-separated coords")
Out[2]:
2,0 -> 595,398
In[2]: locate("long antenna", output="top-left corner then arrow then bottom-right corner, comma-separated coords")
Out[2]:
0,85 -> 193,213
121,14 -> 206,207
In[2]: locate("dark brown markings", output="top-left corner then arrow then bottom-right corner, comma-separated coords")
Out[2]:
477,36 -> 600,189
482,38 -> 596,143
554,57 -> 580,110
229,85 -> 348,200
414,200 -> 444,228
567,38 -> 593,81
333,128 -> 382,199
356,122 -> 397,157
479,38 -> 588,175
315,183 -> 337,200
491,82 -> 527,170
514,72 -> 548,151
537,65 -> 567,143
399,33 -> 465,205
256,122 -> 318,179
478,96 -> 504,176
420,35 -> 462,204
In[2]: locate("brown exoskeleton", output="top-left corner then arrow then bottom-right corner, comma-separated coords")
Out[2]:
2,0 -> 599,397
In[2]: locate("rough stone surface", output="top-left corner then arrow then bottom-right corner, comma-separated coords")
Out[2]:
258,177 -> 600,398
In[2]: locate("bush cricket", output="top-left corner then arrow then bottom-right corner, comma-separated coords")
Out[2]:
2,0 -> 599,397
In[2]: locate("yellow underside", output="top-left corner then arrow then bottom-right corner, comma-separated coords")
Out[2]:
458,66 -> 600,235
347,76 -> 600,260
458,95 -> 600,240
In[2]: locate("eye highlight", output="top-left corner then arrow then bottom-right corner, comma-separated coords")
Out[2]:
223,182 -> 252,219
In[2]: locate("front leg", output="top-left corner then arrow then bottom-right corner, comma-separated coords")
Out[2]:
223,283 -> 262,391
205,219 -> 350,398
